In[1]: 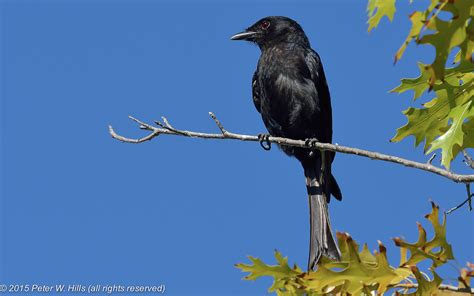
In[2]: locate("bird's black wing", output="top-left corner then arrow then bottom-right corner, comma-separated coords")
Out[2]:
303,49 -> 333,144
251,71 -> 262,113
304,49 -> 342,201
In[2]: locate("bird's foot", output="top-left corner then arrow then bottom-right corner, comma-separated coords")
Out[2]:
304,137 -> 319,148
305,138 -> 319,157
258,133 -> 272,151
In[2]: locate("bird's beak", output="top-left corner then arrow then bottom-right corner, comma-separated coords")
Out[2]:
230,30 -> 258,41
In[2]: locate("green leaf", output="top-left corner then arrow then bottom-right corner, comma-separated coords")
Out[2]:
392,62 -> 474,100
391,62 -> 474,100
453,118 -> 474,157
417,0 -> 473,84
391,78 -> 473,162
427,100 -> 474,168
452,32 -> 473,65
367,0 -> 396,32
391,63 -> 432,100
462,119 -> 474,150
370,0 -> 474,168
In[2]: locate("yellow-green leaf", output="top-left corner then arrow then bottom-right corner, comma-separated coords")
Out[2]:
453,119 -> 474,157
427,100 -> 474,168
391,78 -> 473,161
235,250 -> 302,293
236,203 -> 458,295
395,11 -> 425,63
391,63 -> 432,100
397,267 -> 442,295
393,202 -> 455,268
237,234 -> 412,295
418,0 -> 473,84
367,0 -> 396,32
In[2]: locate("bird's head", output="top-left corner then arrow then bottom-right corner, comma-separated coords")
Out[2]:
231,16 -> 310,49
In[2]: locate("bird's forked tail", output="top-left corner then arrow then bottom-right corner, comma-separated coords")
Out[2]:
306,175 -> 341,270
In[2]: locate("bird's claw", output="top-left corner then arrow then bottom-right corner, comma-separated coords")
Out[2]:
258,133 -> 272,151
305,138 -> 319,147
305,138 -> 319,157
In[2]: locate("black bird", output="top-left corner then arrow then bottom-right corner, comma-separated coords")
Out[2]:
231,16 -> 342,270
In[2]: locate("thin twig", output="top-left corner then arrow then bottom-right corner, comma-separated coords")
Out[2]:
154,117 -> 189,136
129,116 -> 155,130
463,150 -> 474,169
209,112 -> 228,135
446,183 -> 474,214
108,113 -> 474,184
161,116 -> 174,130
393,283 -> 473,294
427,154 -> 436,165
153,119 -> 167,129
108,125 -> 158,143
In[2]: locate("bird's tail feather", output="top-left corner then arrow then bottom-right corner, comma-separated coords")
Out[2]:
306,176 -> 341,270
330,174 -> 342,201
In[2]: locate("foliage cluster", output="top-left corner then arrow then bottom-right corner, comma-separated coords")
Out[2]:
236,203 -> 472,295
369,0 -> 474,169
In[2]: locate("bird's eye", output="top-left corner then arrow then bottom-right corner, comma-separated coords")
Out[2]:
261,20 -> 270,30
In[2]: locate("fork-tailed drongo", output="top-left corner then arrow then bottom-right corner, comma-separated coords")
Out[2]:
231,16 -> 342,270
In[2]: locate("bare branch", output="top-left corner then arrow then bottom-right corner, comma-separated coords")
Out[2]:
108,113 -> 474,184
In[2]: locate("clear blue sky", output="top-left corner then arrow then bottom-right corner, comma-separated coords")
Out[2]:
1,0 -> 473,295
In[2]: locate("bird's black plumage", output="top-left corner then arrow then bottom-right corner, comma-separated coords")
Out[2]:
232,16 -> 342,270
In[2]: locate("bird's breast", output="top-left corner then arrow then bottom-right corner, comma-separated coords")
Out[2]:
255,50 -> 320,139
